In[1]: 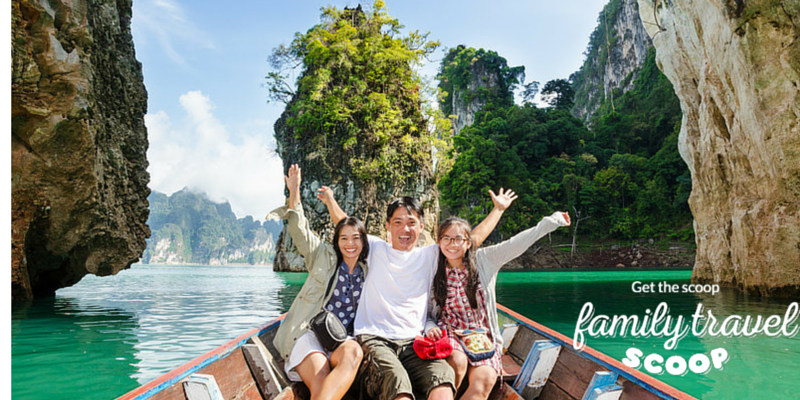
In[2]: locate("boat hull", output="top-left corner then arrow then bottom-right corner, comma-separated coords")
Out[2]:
116,305 -> 697,400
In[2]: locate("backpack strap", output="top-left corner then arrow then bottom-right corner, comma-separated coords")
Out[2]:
322,266 -> 339,305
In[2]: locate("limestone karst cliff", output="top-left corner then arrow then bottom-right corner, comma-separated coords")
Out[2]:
438,46 -> 524,136
572,0 -> 654,122
143,190 -> 281,265
11,0 -> 150,301
268,4 -> 441,272
637,0 -> 800,296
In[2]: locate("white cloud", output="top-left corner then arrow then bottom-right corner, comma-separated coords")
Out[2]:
146,91 -> 285,221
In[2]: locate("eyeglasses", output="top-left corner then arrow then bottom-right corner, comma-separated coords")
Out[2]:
440,236 -> 468,246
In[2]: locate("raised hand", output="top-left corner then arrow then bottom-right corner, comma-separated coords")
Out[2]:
489,188 -> 518,212
284,164 -> 301,194
472,188 -> 519,246
316,185 -> 347,225
316,186 -> 335,205
284,164 -> 302,209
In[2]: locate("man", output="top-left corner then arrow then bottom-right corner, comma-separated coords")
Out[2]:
317,188 -> 516,400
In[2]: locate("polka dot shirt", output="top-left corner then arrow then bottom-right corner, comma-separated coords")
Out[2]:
324,261 -> 364,335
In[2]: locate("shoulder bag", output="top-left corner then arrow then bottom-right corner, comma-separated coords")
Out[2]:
309,271 -> 347,352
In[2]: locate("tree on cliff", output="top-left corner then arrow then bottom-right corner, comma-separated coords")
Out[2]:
437,46 -> 525,116
265,1 -> 450,271
266,1 -> 448,184
541,79 -> 575,110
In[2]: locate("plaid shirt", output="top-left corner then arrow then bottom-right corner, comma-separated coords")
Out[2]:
440,266 -> 488,331
439,266 -> 502,371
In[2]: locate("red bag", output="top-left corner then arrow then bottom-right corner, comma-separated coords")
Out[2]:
413,330 -> 453,360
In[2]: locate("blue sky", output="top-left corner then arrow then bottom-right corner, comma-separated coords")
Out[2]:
132,0 -> 609,220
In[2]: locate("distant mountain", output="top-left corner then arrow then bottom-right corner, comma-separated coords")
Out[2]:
141,189 -> 282,265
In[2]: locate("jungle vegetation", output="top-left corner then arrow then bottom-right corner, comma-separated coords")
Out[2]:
265,1 -> 450,184
265,0 -> 692,246
143,190 -> 282,265
437,45 -> 691,245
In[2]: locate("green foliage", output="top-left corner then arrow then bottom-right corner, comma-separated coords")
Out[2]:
266,1 -> 449,183
588,49 -> 682,157
438,44 -> 693,244
541,79 -> 575,109
439,103 -> 586,237
437,45 -> 525,116
570,0 -> 624,115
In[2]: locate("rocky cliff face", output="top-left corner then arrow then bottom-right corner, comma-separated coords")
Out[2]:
438,46 -> 522,136
572,0 -> 653,122
450,80 -> 487,136
142,190 -> 280,265
145,231 -> 275,265
637,0 -> 800,296
273,114 -> 439,272
448,60 -> 507,136
11,0 -> 150,301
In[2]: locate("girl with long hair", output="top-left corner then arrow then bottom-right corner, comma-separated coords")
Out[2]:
270,164 -> 369,400
426,195 -> 570,400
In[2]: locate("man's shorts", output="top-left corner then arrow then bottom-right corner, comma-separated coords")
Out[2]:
358,335 -> 455,400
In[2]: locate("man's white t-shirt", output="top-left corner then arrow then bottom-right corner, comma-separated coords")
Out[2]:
353,235 -> 439,340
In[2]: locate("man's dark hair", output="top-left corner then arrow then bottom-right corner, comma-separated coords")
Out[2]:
386,196 -> 424,222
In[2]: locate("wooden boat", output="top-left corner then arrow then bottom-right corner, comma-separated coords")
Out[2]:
116,304 -> 697,400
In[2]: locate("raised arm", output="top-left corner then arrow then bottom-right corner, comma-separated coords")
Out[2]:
279,164 -> 322,260
480,211 -> 570,273
471,188 -> 518,247
286,164 -> 301,209
316,186 -> 347,226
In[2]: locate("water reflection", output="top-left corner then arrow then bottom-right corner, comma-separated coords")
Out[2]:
121,266 -> 287,383
274,272 -> 307,312
12,297 -> 140,400
689,287 -> 800,399
13,264 -> 291,400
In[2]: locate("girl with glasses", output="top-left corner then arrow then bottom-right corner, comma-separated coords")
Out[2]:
426,190 -> 570,400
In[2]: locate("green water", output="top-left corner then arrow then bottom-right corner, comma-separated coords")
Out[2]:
495,270 -> 800,399
11,266 -> 799,399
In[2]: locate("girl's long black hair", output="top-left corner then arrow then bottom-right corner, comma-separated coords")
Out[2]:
433,217 -> 479,315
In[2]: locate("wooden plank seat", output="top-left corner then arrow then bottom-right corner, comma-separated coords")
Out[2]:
489,382 -> 525,400
501,354 -> 522,382
581,372 -> 623,400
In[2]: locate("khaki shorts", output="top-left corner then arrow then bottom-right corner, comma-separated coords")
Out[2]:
358,335 -> 455,400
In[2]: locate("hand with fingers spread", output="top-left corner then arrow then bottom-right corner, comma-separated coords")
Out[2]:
471,187 -> 518,247
489,188 -> 518,212
316,186 -> 335,206
285,164 -> 302,208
